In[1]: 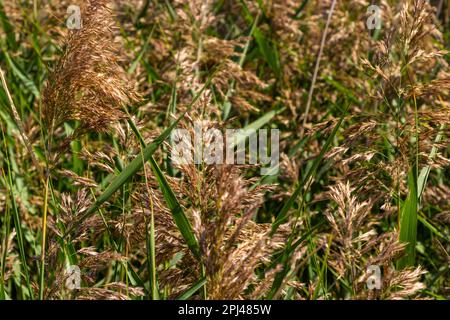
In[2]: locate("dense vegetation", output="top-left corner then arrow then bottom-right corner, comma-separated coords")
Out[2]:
0,0 -> 448,300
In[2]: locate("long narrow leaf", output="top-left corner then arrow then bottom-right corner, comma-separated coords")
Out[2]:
176,277 -> 207,300
128,115 -> 200,260
398,168 -> 418,269
230,107 -> 285,149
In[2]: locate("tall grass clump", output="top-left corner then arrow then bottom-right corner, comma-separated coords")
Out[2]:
0,0 -> 448,300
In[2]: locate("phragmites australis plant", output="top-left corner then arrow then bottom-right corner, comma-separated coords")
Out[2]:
0,0 -> 448,301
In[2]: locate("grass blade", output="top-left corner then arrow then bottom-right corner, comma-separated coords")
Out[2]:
253,27 -> 281,77
397,167 -> 418,269
128,117 -> 200,259
1,126 -> 34,299
1,50 -> 40,99
230,107 -> 285,149
417,124 -> 445,198
176,277 -> 207,300
148,156 -> 200,258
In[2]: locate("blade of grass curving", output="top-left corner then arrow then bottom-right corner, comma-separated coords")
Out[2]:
397,124 -> 443,269
230,107 -> 285,149
127,25 -> 155,75
397,93 -> 420,269
1,50 -> 40,99
390,124 -> 445,244
417,124 -> 445,199
324,76 -> 361,105
176,277 -> 207,300
163,0 -> 177,22
127,116 -> 200,260
0,164 -> 11,301
418,213 -> 446,240
253,27 -> 281,77
397,167 -> 418,269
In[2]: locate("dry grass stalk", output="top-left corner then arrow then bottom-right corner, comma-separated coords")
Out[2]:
42,0 -> 139,134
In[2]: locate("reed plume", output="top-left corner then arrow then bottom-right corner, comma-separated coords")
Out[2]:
42,0 -> 138,134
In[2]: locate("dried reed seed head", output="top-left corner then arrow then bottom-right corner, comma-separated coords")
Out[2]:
42,0 -> 139,133
72,284 -> 144,300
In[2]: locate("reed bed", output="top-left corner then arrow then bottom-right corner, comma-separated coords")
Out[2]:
0,0 -> 448,300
